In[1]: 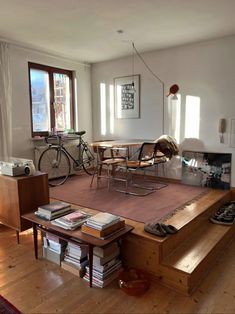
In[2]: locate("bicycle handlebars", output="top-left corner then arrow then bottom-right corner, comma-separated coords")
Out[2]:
45,130 -> 86,145
45,135 -> 62,145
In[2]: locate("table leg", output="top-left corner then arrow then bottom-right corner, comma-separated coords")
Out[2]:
32,223 -> 38,259
88,244 -> 94,287
16,231 -> 20,244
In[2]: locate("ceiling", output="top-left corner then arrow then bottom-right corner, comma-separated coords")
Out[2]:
0,0 -> 235,64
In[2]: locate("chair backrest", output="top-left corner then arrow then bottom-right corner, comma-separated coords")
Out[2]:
111,146 -> 129,160
138,142 -> 157,162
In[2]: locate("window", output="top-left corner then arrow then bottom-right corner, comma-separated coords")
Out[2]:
28,63 -> 74,137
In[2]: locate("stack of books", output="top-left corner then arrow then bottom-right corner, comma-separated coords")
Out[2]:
83,241 -> 122,288
35,201 -> 72,220
51,210 -> 90,230
81,212 -> 125,239
42,232 -> 67,265
63,242 -> 88,271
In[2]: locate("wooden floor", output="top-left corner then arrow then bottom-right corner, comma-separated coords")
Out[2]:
1,190 -> 235,313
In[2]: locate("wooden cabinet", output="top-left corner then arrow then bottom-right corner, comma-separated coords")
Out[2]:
0,171 -> 49,233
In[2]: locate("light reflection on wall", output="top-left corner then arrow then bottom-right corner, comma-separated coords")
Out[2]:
100,83 -> 106,135
73,77 -> 78,131
116,85 -> 122,119
169,94 -> 181,143
65,76 -> 71,129
109,85 -> 114,134
185,95 -> 200,139
168,94 -> 200,143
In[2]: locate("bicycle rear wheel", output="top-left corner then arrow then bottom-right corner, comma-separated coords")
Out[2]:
82,147 -> 96,175
38,147 -> 71,186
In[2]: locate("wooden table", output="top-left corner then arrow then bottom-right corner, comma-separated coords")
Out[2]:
90,139 -> 154,148
90,139 -> 154,158
22,213 -> 134,287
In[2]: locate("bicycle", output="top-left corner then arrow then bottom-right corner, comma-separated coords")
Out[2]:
38,131 -> 96,186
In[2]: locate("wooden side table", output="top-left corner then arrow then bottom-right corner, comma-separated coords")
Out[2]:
0,171 -> 49,243
22,212 -> 134,288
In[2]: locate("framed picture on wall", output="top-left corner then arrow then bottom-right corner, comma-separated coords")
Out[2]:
114,75 -> 140,119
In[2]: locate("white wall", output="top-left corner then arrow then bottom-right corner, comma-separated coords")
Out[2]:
91,54 -> 164,141
91,35 -> 235,186
9,45 -> 92,161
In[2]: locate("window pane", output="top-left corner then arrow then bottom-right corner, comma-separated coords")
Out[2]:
30,69 -> 50,132
53,73 -> 71,132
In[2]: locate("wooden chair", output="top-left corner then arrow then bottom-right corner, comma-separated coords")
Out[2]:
90,146 -> 128,190
114,142 -> 158,196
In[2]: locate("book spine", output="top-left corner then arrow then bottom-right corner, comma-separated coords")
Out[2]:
83,267 -> 123,288
93,250 -> 120,266
86,260 -> 122,278
35,210 -> 73,220
38,204 -> 71,214
93,242 -> 118,258
85,218 -> 120,230
91,258 -> 120,272
61,261 -> 86,278
81,220 -> 125,237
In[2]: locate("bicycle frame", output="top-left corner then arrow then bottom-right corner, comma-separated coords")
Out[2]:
74,137 -> 87,166
46,134 -> 94,168
66,137 -> 93,167
39,131 -> 95,186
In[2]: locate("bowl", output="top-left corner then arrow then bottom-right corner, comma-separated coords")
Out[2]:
118,268 -> 150,296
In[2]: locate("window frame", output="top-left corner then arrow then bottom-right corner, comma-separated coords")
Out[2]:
28,62 -> 74,137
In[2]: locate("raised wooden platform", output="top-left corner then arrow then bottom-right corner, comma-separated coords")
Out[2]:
51,187 -> 235,295
120,188 -> 235,295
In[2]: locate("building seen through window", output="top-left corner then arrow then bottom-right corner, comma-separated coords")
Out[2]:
28,63 -> 74,137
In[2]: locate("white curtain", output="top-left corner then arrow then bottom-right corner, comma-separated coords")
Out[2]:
0,42 -> 12,161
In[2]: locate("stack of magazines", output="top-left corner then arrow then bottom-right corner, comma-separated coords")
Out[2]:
51,210 -> 91,230
83,241 -> 122,288
63,241 -> 88,268
34,201 -> 72,220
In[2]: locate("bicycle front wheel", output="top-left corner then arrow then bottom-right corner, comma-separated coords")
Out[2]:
38,147 -> 71,186
82,147 -> 96,175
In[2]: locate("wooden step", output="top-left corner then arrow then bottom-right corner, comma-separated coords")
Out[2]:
160,189 -> 231,259
160,221 -> 235,294
165,188 -> 231,229
120,188 -> 235,295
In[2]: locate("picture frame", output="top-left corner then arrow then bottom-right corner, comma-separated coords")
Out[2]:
114,75 -> 140,119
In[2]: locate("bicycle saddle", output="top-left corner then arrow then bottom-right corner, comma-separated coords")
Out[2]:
74,131 -> 86,136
